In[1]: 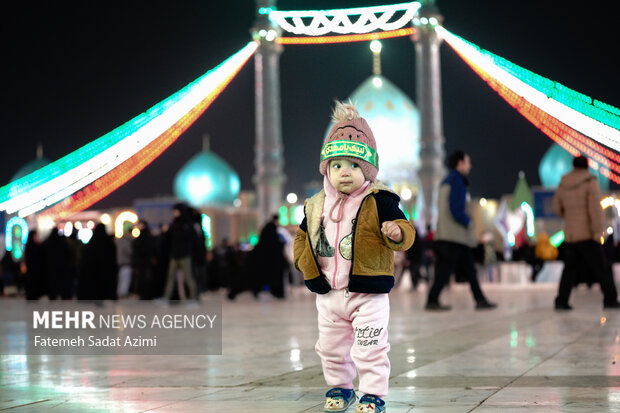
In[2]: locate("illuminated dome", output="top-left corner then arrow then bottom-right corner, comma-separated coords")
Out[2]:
10,157 -> 50,183
8,144 -> 51,197
539,142 -> 609,191
326,75 -> 420,185
174,149 -> 240,207
10,143 -> 50,184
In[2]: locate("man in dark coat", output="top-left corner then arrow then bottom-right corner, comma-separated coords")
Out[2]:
160,203 -> 198,301
425,150 -> 496,311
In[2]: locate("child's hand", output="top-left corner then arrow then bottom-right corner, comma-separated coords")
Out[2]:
381,221 -> 403,243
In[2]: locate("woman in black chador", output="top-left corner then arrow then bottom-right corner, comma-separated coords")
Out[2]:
251,216 -> 288,298
42,228 -> 72,299
24,230 -> 47,300
77,223 -> 118,300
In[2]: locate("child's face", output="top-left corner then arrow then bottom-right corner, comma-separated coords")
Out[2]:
329,158 -> 365,194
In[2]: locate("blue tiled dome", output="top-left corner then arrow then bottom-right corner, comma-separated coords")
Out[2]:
539,143 -> 609,191
7,156 -> 51,199
174,150 -> 240,207
10,157 -> 51,183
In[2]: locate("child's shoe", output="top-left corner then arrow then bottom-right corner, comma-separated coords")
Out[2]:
355,394 -> 386,412
324,387 -> 357,412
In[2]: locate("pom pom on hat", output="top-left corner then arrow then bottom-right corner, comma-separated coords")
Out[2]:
331,100 -> 361,123
319,100 -> 379,181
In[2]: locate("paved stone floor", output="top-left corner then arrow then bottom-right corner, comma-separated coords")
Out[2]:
1,281 -> 619,412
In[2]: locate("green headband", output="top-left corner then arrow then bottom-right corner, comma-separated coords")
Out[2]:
320,140 -> 379,168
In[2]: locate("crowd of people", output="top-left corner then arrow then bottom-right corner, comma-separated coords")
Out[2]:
1,197 -> 617,306
0,204 -> 296,302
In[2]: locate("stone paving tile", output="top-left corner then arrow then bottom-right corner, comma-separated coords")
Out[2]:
0,284 -> 618,412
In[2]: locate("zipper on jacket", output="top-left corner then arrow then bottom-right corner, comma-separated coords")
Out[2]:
345,288 -> 350,298
332,201 -> 344,287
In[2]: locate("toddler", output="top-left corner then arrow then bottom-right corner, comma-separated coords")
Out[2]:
294,101 -> 415,412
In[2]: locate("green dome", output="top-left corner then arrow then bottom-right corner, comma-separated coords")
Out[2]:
326,75 -> 420,185
7,156 -> 51,198
174,150 -> 240,207
539,143 -> 609,191
10,157 -> 51,182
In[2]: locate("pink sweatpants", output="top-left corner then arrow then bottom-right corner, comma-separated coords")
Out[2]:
315,289 -> 390,398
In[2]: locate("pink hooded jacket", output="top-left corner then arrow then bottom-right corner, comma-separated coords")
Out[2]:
318,175 -> 370,289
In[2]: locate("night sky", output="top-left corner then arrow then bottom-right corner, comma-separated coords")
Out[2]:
1,0 -> 618,210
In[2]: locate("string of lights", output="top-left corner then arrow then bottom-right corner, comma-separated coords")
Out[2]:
488,51 -> 620,129
0,64 -> 223,205
3,41 -> 258,218
438,27 -> 620,154
38,53 -> 251,219
276,27 -> 415,45
443,29 -> 620,184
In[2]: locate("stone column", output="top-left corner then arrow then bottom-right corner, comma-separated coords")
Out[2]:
252,0 -> 285,226
412,1 -> 445,229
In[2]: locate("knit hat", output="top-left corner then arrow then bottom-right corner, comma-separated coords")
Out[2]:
319,100 -> 379,181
